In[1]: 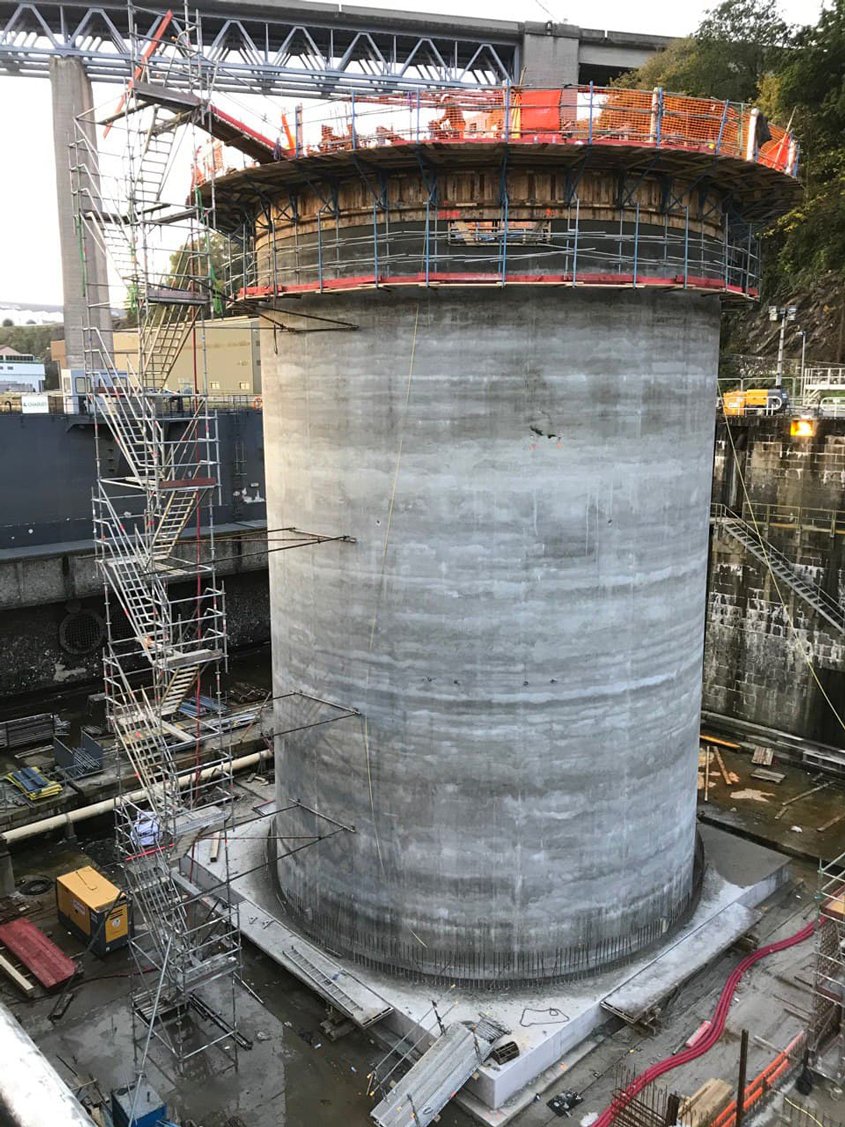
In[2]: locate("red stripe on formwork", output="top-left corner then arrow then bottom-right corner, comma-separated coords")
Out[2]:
207,105 -> 277,153
238,273 -> 755,299
0,919 -> 76,989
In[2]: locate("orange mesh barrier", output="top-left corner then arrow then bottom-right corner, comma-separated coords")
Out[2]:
225,87 -> 797,178
759,124 -> 793,172
593,88 -> 654,144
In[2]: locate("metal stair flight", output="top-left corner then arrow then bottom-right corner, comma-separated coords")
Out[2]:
711,504 -> 845,634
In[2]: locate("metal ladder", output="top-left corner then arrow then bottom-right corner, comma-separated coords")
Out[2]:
711,505 -> 845,634
371,1018 -> 509,1127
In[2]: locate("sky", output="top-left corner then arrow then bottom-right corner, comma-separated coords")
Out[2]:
0,0 -> 826,307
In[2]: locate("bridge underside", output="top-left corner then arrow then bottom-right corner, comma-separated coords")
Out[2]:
0,1 -> 669,96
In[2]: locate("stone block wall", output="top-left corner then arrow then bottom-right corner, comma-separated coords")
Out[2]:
704,418 -> 845,746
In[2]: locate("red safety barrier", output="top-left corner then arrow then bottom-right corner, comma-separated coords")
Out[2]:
711,1030 -> 805,1127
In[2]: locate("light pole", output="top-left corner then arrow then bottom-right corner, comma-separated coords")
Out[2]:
770,304 -> 798,392
800,330 -> 807,391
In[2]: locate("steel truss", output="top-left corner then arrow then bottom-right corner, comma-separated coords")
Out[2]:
73,10 -> 244,1073
0,0 -> 517,95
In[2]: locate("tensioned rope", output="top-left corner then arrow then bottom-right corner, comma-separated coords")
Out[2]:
722,415 -> 845,734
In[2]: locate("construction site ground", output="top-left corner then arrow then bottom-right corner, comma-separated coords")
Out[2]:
698,744 -> 845,864
0,734 -> 842,1126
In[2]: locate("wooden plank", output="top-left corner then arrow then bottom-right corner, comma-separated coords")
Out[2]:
818,809 -> 845,834
0,919 -> 75,989
680,1078 -> 732,1124
700,733 -> 741,749
0,950 -> 35,997
774,781 -> 831,820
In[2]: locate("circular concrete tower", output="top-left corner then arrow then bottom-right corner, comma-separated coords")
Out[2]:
210,88 -> 798,984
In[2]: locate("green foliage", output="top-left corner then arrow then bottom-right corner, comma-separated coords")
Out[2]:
618,0 -> 845,319
694,0 -> 792,102
0,323 -> 60,362
613,0 -> 792,101
166,231 -> 234,316
612,39 -> 705,95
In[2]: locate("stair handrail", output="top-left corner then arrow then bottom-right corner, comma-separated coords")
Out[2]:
711,503 -> 845,628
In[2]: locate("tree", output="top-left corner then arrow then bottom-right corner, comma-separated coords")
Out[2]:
1,319 -> 12,327
694,0 -> 792,102
613,39 -> 705,95
765,0 -> 845,286
165,231 -> 236,316
614,0 -> 792,101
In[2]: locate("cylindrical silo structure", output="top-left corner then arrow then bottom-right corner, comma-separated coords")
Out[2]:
208,88 -> 799,984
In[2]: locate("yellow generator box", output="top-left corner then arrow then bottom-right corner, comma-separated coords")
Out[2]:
56,866 -> 130,956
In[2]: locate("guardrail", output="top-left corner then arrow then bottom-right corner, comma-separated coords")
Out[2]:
713,502 -> 845,536
257,86 -> 798,176
0,394 -> 263,416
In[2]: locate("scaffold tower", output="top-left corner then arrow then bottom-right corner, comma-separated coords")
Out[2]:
69,6 -> 243,1071
809,851 -> 845,1082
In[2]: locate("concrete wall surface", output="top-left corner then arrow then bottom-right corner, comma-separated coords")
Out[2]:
269,287 -> 720,984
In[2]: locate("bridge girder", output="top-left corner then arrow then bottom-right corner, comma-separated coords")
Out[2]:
0,1 -> 520,95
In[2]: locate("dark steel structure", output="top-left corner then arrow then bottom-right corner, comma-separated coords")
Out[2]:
0,0 -> 670,95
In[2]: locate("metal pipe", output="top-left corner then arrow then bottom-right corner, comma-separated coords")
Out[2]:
736,1028 -> 749,1127
2,748 -> 272,845
0,999 -> 93,1125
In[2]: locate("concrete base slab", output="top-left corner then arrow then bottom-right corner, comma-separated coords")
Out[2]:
186,822 -> 789,1126
601,900 -> 759,1024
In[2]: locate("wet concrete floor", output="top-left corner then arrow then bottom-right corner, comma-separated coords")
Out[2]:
698,745 -> 845,863
6,807 -> 839,1127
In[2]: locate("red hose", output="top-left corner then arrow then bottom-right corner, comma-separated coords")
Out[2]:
593,920 -> 816,1127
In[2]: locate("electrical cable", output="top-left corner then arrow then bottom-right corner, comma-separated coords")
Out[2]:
593,919 -> 816,1127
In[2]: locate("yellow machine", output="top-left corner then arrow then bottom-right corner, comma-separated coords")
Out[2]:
55,866 -> 130,955
722,387 -> 788,416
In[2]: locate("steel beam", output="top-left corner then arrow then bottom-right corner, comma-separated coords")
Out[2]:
0,0 -> 518,94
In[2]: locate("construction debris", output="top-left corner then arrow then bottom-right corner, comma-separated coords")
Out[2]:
751,769 -> 786,784
679,1078 -> 733,1124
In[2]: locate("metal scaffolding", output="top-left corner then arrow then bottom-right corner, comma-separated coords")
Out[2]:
808,851 -> 845,1082
70,7 -> 243,1072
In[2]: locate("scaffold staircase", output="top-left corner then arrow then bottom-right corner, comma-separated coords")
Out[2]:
711,505 -> 845,634
75,32 -> 243,1069
72,105 -> 211,392
809,851 -> 845,1081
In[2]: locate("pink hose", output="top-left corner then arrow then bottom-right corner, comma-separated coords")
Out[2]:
593,920 -> 816,1127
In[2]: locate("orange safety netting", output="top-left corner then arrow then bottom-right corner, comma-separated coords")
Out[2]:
219,86 -> 796,176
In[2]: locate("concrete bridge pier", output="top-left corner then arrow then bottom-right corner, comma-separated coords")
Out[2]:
521,23 -> 579,85
50,57 -> 113,372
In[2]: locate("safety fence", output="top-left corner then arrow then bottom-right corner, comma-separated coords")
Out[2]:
714,502 -> 845,537
236,86 -> 797,175
247,206 -> 761,298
